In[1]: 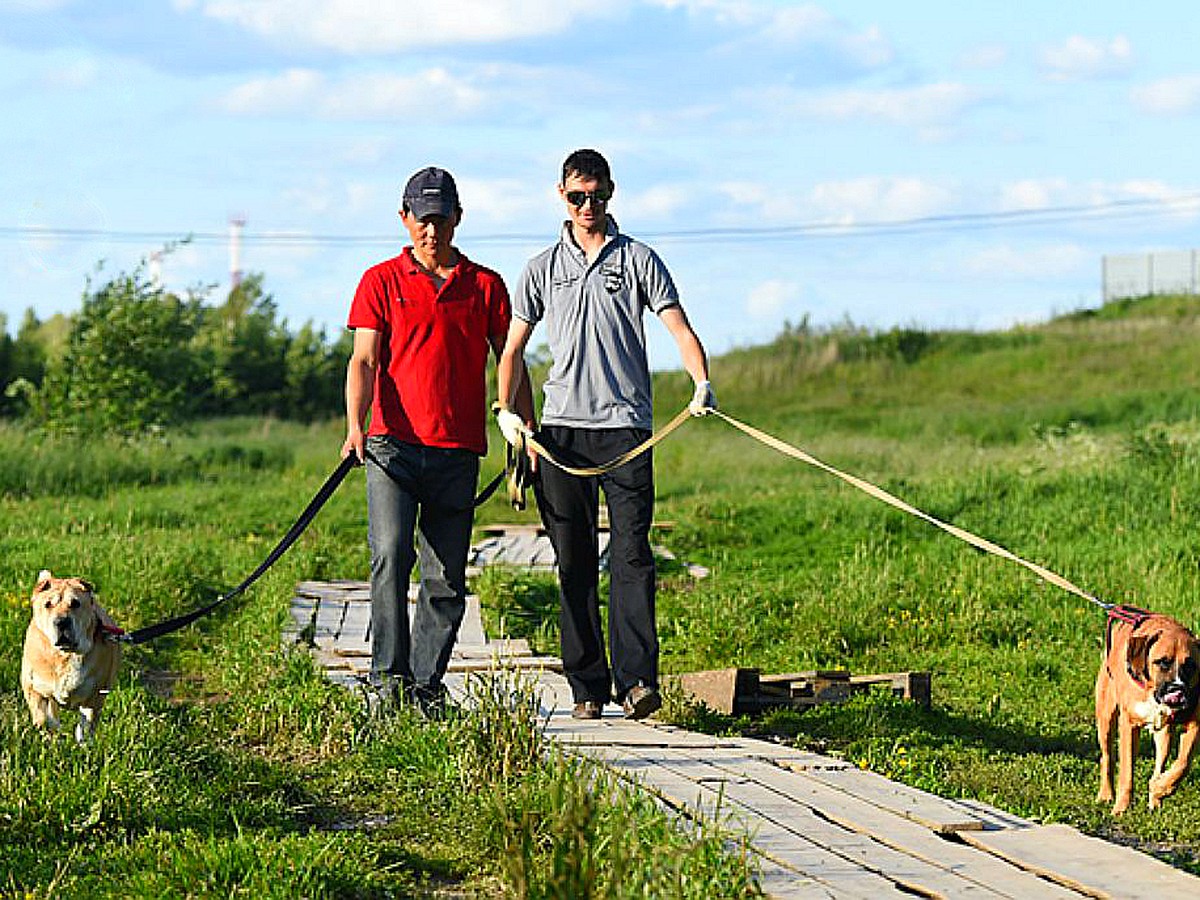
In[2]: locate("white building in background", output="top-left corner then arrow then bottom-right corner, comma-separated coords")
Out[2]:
1102,249 -> 1200,301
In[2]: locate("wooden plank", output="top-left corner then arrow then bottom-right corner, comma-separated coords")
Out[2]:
312,598 -> 347,639
295,578 -> 370,597
697,752 -> 1082,899
721,739 -> 853,770
783,763 -> 987,834
671,667 -> 760,715
759,671 -> 850,685
458,594 -> 487,645
445,656 -> 562,674
452,640 -> 532,658
960,822 -> 1200,900
754,863 -> 850,900
598,750 -> 901,899
848,671 -> 932,706
613,748 -> 1002,899
477,523 -> 546,536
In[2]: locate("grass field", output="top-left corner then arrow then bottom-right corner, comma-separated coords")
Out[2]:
4,292 -> 1200,894
0,422 -> 758,898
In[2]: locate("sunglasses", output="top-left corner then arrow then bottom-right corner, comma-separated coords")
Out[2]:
565,188 -> 612,207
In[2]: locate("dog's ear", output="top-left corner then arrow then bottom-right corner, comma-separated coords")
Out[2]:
34,570 -> 53,593
78,579 -> 95,593
1127,631 -> 1160,685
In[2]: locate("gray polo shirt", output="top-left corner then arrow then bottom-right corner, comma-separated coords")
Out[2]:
513,219 -> 680,430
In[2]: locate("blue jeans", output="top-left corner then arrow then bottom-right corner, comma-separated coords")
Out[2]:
365,436 -> 479,692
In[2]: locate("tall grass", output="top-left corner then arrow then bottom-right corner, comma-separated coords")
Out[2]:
633,296 -> 1200,870
0,417 -> 760,897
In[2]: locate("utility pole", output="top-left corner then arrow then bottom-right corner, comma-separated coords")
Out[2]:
229,214 -> 246,290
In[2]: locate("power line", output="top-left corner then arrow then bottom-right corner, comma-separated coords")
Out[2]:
3,192 -> 1199,248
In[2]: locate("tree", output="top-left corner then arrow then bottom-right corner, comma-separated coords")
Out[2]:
196,273 -> 289,416
33,266 -> 207,435
284,322 -> 351,421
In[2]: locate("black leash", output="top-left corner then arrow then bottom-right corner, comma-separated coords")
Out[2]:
116,452 -> 507,646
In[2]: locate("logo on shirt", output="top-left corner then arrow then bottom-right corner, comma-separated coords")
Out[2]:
601,265 -> 624,294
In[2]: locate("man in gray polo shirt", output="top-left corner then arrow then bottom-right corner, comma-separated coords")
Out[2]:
496,148 -> 715,720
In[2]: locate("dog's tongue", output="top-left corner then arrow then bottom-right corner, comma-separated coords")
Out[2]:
1162,688 -> 1188,708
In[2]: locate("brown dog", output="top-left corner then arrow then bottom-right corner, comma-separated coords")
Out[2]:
1096,608 -> 1200,814
20,570 -> 121,742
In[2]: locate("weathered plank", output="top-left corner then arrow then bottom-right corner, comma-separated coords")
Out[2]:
446,656 -> 562,674
600,750 -> 903,898
698,752 -> 1082,899
960,822 -> 1200,900
780,762 -> 986,834
613,748 -> 1008,898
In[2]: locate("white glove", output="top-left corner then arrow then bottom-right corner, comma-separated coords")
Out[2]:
689,379 -> 717,416
495,406 -> 530,447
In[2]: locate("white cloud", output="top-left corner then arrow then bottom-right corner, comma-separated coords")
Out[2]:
997,177 -> 1190,212
454,177 -> 547,226
963,244 -> 1089,278
623,184 -> 691,220
651,1 -> 893,68
716,176 -> 955,227
716,181 -> 797,222
1039,34 -> 1133,82
1132,74 -> 1200,115
42,57 -> 101,90
0,0 -> 71,10
808,177 -> 955,223
783,82 -> 988,128
957,43 -> 1008,70
745,279 -> 799,319
998,178 -> 1070,210
217,67 -> 484,118
195,0 -> 608,51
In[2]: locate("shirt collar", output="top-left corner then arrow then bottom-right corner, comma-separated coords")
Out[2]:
560,215 -> 620,253
400,246 -> 470,276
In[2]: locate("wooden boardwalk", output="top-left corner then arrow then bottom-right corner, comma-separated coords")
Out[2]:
289,578 -> 1200,899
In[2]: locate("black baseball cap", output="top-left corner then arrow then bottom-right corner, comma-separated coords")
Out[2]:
402,166 -> 459,218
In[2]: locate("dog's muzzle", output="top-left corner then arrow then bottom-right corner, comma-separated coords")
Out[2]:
1158,680 -> 1191,710
53,617 -> 78,651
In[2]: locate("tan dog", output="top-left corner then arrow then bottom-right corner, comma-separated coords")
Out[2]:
1096,608 -> 1200,814
20,570 -> 121,742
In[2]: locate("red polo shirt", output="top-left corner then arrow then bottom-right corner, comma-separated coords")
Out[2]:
347,247 -> 510,455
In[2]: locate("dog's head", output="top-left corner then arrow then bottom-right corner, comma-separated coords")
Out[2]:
1127,618 -> 1200,715
31,569 -> 98,655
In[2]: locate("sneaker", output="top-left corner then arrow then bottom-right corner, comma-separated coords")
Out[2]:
622,685 -> 662,720
572,700 -> 602,720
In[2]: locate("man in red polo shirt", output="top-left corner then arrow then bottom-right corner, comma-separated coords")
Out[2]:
342,166 -> 530,713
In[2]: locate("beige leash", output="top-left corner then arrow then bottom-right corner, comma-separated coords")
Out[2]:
511,402 -> 1107,608
515,406 -> 693,477
709,409 -> 1108,608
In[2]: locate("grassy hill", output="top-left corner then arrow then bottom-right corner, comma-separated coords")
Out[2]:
3,291 -> 1200,894
617,293 -> 1200,868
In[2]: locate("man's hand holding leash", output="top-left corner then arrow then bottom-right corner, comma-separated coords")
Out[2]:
690,379 -> 717,416
494,404 -> 539,473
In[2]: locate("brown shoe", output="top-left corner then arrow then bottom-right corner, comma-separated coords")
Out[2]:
622,685 -> 662,720
572,700 -> 602,720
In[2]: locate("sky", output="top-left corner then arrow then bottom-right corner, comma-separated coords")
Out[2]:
4,1 -> 1200,368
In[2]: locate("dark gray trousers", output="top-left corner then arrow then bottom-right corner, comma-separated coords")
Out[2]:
365,435 -> 478,691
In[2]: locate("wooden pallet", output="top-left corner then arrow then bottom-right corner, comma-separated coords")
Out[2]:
672,667 -> 931,715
